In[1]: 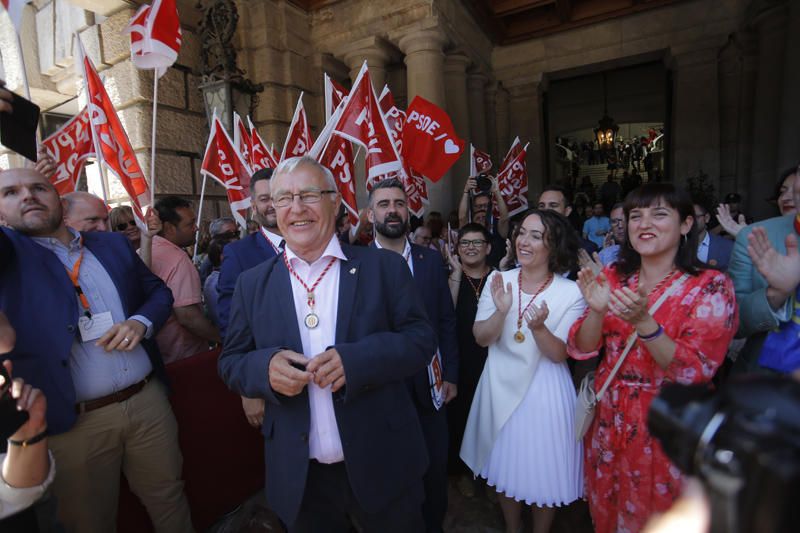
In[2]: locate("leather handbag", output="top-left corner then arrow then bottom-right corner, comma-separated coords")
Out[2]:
574,274 -> 689,441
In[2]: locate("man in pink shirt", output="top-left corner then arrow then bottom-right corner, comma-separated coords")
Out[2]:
152,196 -> 220,363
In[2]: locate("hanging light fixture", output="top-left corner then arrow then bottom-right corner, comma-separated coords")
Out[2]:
594,72 -> 618,150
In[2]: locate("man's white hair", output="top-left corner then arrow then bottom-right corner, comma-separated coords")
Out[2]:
273,156 -> 337,191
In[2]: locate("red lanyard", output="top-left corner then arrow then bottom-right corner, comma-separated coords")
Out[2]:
261,227 -> 282,255
283,253 -> 337,310
795,214 -> 800,235
516,272 -> 553,331
66,240 -> 91,318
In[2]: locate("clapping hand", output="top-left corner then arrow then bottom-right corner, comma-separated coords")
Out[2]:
524,301 -> 549,332
747,228 -> 800,300
490,273 -> 513,314
499,238 -> 514,271
577,267 -> 611,314
609,285 -> 649,325
578,248 -> 603,276
716,204 -> 746,237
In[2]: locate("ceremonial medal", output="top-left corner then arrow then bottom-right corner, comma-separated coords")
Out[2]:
304,313 -> 319,329
516,271 -> 554,340
283,254 -> 338,330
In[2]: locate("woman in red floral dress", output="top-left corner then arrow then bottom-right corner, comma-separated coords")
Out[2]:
567,183 -> 738,533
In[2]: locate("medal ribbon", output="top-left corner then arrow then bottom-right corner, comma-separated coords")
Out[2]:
283,254 -> 337,311
261,227 -> 283,255
66,238 -> 91,318
516,272 -> 553,331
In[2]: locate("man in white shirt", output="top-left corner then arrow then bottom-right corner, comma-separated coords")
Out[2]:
219,156 -> 435,532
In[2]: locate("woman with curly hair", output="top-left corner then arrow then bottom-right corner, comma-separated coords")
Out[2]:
461,209 -> 585,533
568,183 -> 738,533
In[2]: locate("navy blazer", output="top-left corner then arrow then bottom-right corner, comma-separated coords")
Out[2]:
217,231 -> 278,338
706,233 -> 734,271
408,243 -> 459,400
218,244 -> 434,525
0,228 -> 173,435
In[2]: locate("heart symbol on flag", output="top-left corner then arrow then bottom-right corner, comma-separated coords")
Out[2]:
444,139 -> 460,154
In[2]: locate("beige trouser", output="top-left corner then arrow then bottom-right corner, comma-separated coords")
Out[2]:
48,379 -> 194,533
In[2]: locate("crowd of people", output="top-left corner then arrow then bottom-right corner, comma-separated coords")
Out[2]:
1,127 -> 799,533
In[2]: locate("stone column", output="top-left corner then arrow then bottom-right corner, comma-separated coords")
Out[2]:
495,85 -> 510,163
670,47 -> 721,190
777,0 -> 800,171
339,36 -> 394,93
468,72 -> 489,150
444,52 -> 472,207
508,82 -> 543,199
748,4 -> 789,220
485,81 -> 498,162
397,27 -> 450,213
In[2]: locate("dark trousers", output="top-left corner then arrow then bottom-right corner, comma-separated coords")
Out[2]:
418,407 -> 449,533
289,461 -> 424,533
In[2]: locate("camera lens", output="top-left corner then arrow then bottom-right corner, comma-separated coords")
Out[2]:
476,174 -> 492,192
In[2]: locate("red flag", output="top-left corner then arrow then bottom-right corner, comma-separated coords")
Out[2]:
402,96 -> 465,183
470,145 -> 492,176
42,107 -> 95,196
201,114 -> 252,229
233,112 -> 251,165
496,141 -> 529,217
78,38 -> 151,222
378,86 -> 427,216
320,75 -> 358,224
1,0 -> 27,33
331,62 -> 404,184
124,0 -> 181,77
498,136 -> 523,173
324,74 -> 348,122
280,93 -> 313,161
248,116 -> 278,172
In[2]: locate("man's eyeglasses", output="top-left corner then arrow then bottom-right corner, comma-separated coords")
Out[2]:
458,239 -> 487,248
115,220 -> 136,232
610,218 -> 625,226
273,190 -> 337,208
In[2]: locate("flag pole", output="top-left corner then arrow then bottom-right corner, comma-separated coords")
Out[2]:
149,73 -> 159,206
193,173 -> 208,261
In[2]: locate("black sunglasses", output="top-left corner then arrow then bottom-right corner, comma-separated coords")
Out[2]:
115,220 -> 137,232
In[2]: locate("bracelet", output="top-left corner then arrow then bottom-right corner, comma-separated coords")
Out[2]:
8,428 -> 48,448
638,324 -> 664,342
449,276 -> 461,282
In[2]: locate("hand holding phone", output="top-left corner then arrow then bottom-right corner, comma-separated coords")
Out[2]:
0,86 -> 40,162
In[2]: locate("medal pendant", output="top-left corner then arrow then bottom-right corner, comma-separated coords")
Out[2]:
514,330 -> 525,343
304,313 -> 319,329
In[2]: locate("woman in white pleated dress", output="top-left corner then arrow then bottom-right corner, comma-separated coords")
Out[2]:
460,209 -> 585,533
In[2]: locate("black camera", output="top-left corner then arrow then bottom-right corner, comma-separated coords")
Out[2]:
475,173 -> 492,193
648,375 -> 800,533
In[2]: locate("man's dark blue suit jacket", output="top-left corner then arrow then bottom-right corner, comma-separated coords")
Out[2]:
405,243 -> 459,410
218,244 -> 434,525
217,231 -> 278,338
0,228 -> 173,435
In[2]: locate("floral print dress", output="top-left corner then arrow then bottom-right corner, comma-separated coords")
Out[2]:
567,267 -> 738,533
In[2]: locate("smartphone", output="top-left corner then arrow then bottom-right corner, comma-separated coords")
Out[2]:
0,364 -> 29,441
0,90 -> 40,162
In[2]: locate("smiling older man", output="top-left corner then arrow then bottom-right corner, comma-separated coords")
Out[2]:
218,156 -> 435,532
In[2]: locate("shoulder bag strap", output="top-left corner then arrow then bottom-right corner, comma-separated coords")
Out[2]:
595,273 -> 689,401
